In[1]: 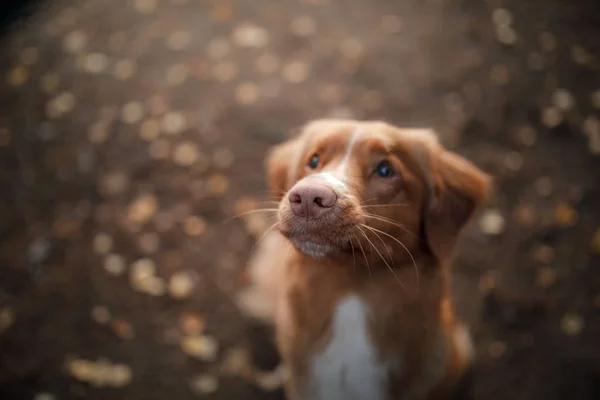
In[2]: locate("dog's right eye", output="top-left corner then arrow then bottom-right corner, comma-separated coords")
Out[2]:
307,154 -> 320,169
374,160 -> 395,178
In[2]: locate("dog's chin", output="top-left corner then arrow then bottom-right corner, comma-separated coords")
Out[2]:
278,228 -> 350,259
289,238 -> 336,259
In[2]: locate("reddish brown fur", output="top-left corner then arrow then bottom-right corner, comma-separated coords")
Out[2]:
238,119 -> 491,400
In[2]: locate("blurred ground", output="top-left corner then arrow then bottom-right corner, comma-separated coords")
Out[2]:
1,0 -> 600,399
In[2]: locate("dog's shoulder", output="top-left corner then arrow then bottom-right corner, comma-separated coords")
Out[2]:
237,232 -> 295,323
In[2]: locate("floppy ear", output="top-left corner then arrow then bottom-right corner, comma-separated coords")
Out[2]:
266,136 -> 302,200
424,148 -> 491,260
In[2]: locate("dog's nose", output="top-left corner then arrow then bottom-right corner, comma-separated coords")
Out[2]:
288,183 -> 337,219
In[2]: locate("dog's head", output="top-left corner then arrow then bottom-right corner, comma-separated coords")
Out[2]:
267,119 -> 491,264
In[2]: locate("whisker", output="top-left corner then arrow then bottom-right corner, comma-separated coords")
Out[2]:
229,208 -> 279,221
361,224 -> 394,268
254,197 -> 285,204
248,221 -> 279,255
255,199 -> 280,204
349,236 -> 356,275
363,214 -> 416,237
362,203 -> 411,209
361,197 -> 380,205
358,226 -> 405,290
358,225 -> 404,288
361,225 -> 419,287
254,200 -> 281,208
353,233 -> 372,281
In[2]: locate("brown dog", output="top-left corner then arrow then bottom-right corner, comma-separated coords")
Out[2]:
238,119 -> 491,400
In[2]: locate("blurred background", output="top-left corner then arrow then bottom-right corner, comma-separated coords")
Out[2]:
1,0 -> 600,399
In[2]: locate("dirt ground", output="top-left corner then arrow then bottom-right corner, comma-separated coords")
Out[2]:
1,0 -> 600,399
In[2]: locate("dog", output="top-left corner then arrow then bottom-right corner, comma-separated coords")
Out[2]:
237,119 -> 491,400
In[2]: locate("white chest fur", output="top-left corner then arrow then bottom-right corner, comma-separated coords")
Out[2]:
305,294 -> 390,400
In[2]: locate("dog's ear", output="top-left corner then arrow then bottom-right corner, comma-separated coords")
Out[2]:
266,136 -> 302,200
423,146 -> 491,260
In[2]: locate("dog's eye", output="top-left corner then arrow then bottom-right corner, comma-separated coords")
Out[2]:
307,154 -> 320,169
374,160 -> 395,178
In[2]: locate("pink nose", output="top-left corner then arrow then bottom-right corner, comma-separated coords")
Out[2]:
288,182 -> 337,219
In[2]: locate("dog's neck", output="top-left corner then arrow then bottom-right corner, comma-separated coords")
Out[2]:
285,247 -> 448,325
293,246 -> 441,286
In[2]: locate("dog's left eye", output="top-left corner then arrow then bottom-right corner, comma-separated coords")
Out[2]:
374,161 -> 395,178
307,154 -> 320,169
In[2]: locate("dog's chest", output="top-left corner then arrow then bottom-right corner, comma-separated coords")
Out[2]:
305,294 -> 391,400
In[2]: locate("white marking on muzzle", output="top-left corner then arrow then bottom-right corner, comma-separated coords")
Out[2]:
306,130 -> 362,193
316,172 -> 346,189
336,130 -> 362,180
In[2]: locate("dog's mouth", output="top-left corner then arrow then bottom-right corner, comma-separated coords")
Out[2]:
277,203 -> 358,259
